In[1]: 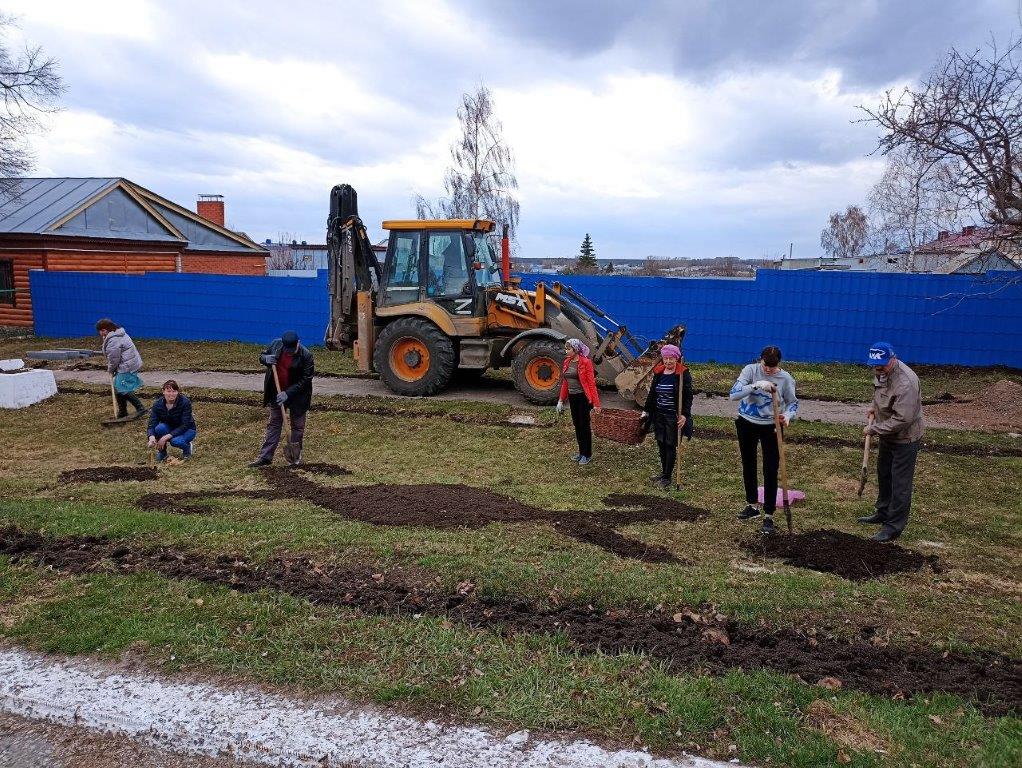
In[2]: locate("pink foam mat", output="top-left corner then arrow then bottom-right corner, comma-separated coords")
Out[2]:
757,487 -> 806,505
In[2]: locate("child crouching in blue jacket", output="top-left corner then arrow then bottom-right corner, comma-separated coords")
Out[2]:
147,380 -> 196,461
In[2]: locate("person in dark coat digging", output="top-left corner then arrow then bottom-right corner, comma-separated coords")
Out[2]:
249,330 -> 314,467
641,344 -> 693,489
857,341 -> 924,542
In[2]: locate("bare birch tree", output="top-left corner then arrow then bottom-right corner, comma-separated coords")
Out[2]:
820,205 -> 869,261
0,14 -> 63,194
867,146 -> 965,269
416,85 -> 520,240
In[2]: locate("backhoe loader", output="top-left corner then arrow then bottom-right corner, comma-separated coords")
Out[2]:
324,184 -> 683,406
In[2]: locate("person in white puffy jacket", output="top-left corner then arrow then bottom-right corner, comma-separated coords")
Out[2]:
728,345 -> 799,535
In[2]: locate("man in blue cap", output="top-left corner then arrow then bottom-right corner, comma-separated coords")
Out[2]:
249,330 -> 315,466
857,342 -> 924,541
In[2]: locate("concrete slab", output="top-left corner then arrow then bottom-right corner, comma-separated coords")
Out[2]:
24,350 -> 97,361
0,370 -> 57,409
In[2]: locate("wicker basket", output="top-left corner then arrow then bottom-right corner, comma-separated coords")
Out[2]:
592,408 -> 647,445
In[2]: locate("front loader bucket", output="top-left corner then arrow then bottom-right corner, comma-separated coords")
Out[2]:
613,325 -> 686,406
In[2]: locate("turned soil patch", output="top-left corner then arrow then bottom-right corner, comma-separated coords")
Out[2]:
1,525 -> 1017,716
742,529 -> 941,581
134,468 -> 697,563
59,467 -> 159,483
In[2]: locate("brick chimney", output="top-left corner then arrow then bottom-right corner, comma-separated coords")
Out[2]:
196,194 -> 225,227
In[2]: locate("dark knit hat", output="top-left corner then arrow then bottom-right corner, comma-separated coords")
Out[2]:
281,330 -> 299,350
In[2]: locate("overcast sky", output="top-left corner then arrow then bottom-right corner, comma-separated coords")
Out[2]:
6,0 -> 1019,259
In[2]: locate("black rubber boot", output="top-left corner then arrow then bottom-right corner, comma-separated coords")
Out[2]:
872,528 -> 900,542
248,457 -> 271,468
857,513 -> 885,524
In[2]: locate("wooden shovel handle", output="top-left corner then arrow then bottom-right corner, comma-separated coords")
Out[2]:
270,365 -> 292,439
771,389 -> 790,498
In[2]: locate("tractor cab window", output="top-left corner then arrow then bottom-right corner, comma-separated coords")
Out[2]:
382,231 -> 421,304
426,232 -> 470,297
471,232 -> 502,287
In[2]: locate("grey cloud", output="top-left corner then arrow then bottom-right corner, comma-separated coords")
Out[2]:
459,0 -> 1017,87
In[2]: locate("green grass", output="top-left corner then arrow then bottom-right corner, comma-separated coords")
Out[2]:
4,334 -> 1020,402
0,389 -> 1019,766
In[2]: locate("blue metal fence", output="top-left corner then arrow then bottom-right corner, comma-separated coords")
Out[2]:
519,271 -> 1022,366
30,270 -> 329,344
28,268 -> 1022,366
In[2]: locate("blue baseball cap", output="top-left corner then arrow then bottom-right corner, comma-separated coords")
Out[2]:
866,341 -> 895,366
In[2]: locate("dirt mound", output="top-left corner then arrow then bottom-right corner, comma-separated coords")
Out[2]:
926,379 -> 1022,431
1,525 -> 1017,716
60,467 -> 159,483
742,529 -> 941,581
136,468 -> 707,563
554,518 -> 680,563
600,494 -> 709,524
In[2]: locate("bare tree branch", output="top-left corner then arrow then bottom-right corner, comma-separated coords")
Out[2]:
0,14 -> 63,195
860,39 -> 1022,236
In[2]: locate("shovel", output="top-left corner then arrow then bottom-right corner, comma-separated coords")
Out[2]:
771,389 -> 793,535
857,415 -> 875,497
674,413 -> 686,491
271,365 -> 298,464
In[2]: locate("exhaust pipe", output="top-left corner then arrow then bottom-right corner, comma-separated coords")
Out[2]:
501,223 -> 510,286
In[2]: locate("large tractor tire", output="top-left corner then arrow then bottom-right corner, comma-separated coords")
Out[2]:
511,340 -> 564,404
374,317 -> 455,396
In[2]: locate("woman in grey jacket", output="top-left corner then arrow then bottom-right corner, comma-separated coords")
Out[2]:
96,318 -> 146,419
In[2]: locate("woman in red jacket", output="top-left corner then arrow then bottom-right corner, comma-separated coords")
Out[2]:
556,338 -> 601,465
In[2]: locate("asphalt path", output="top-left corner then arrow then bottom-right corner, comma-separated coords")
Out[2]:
54,369 -> 875,426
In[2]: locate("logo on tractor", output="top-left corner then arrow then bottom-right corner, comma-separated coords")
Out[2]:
495,292 -> 530,313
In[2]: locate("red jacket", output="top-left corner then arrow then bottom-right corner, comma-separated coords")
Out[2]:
559,354 -> 601,407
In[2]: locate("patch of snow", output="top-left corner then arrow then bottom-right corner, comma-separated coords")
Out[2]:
0,648 -> 745,768
507,414 -> 537,425
0,358 -> 24,371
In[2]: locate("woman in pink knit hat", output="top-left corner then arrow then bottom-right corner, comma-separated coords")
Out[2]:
641,344 -> 693,489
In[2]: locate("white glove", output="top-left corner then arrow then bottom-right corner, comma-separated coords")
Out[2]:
754,380 -> 775,392
147,435 -> 157,448
640,411 -> 648,419
555,401 -> 565,415
781,413 -> 791,427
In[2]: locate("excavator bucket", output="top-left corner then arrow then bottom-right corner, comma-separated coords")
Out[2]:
613,324 -> 686,406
